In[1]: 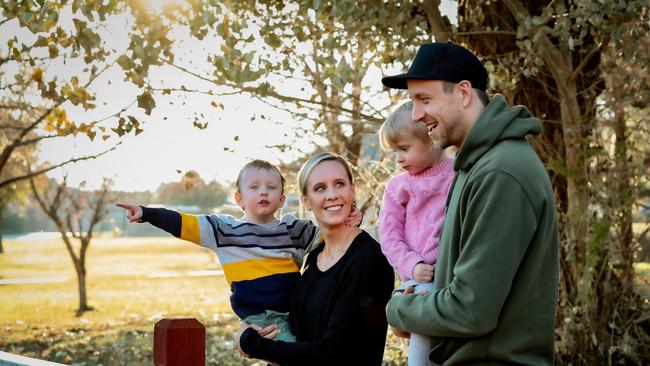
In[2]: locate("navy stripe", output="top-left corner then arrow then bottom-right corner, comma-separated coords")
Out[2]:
285,220 -> 299,230
289,223 -> 309,241
218,229 -> 290,238
231,272 -> 300,318
226,221 -> 263,229
205,216 -> 221,246
225,219 -> 290,230
142,207 -> 182,237
302,227 -> 318,249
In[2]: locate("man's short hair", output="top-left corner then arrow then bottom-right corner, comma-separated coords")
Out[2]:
441,81 -> 490,106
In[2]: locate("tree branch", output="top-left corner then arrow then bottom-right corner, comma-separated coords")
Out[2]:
419,0 -> 453,42
0,143 -> 120,189
569,38 -> 609,82
166,60 -> 384,124
0,103 -> 61,174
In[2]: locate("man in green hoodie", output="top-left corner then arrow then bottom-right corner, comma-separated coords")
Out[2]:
381,42 -> 559,365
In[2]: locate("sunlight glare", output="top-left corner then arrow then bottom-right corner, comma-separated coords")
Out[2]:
146,0 -> 186,14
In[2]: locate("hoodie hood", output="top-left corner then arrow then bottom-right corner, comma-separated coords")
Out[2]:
454,95 -> 541,171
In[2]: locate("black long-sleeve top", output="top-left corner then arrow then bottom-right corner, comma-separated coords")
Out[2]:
240,231 -> 395,365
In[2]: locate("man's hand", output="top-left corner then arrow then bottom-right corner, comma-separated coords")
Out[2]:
387,284 -> 414,339
345,205 -> 363,227
412,262 -> 434,283
116,203 -> 143,223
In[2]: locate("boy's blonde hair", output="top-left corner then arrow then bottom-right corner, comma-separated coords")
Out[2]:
297,152 -> 355,195
378,100 -> 431,150
236,159 -> 286,194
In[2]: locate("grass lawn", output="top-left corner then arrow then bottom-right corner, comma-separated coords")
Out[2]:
5,234 -> 645,365
0,235 -> 408,365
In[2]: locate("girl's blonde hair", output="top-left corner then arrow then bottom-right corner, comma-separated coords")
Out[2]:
297,152 -> 355,195
378,100 -> 431,150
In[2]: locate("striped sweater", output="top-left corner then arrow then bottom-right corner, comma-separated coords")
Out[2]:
141,206 -> 320,319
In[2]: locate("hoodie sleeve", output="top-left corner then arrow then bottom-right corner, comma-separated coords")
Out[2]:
141,206 -> 220,249
386,171 -> 538,337
379,177 -> 424,281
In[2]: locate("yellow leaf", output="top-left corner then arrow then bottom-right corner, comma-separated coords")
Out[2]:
30,68 -> 43,83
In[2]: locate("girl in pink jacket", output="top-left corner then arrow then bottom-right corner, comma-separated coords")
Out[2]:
378,101 -> 455,366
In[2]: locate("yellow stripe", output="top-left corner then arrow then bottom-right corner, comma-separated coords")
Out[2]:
222,258 -> 300,284
179,212 -> 200,244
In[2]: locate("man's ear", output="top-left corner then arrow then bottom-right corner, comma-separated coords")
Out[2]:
457,80 -> 473,108
279,194 -> 286,208
235,192 -> 244,210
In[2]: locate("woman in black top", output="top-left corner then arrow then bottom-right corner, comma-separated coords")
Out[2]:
236,152 -> 394,365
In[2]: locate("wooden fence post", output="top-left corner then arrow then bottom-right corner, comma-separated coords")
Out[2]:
154,318 -> 205,366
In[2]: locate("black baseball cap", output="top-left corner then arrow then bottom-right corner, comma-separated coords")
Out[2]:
382,42 -> 488,91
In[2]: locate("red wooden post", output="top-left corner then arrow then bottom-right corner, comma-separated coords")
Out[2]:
154,318 -> 205,366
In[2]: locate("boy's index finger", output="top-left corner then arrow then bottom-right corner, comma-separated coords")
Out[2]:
115,203 -> 133,210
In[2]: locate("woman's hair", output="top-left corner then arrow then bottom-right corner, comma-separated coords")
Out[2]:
235,159 -> 286,194
378,100 -> 430,150
298,152 -> 355,195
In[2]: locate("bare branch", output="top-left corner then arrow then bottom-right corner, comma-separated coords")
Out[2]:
569,39 -> 609,82
165,60 -> 384,124
0,143 -> 120,189
14,134 -> 59,147
0,103 -> 62,173
454,30 -> 518,37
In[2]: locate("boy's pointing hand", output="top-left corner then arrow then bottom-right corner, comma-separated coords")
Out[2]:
116,203 -> 143,223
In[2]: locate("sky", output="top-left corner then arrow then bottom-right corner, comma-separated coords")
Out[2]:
3,1 -> 458,192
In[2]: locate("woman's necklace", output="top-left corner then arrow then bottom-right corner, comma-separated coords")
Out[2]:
318,229 -> 358,270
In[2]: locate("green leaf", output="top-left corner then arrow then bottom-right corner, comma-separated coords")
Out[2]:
33,36 -> 49,48
116,54 -> 133,70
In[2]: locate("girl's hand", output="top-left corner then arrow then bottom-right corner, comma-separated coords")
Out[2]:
412,262 -> 434,283
115,203 -> 143,223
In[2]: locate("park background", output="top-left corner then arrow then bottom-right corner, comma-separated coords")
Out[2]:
1,0 -> 649,365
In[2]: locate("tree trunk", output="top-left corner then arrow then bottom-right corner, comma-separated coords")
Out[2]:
557,80 -> 592,303
75,258 -> 90,316
614,105 -> 634,287
0,206 -> 4,254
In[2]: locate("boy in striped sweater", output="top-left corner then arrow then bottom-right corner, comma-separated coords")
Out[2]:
117,159 -> 360,341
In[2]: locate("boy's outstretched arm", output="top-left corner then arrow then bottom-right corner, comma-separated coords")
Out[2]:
116,203 -> 143,223
115,203 -> 184,240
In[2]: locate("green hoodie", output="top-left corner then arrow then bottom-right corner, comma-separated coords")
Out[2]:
386,95 -> 559,365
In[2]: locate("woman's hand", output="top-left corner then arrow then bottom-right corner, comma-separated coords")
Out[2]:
234,322 -> 252,357
116,203 -> 143,223
234,321 -> 282,357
